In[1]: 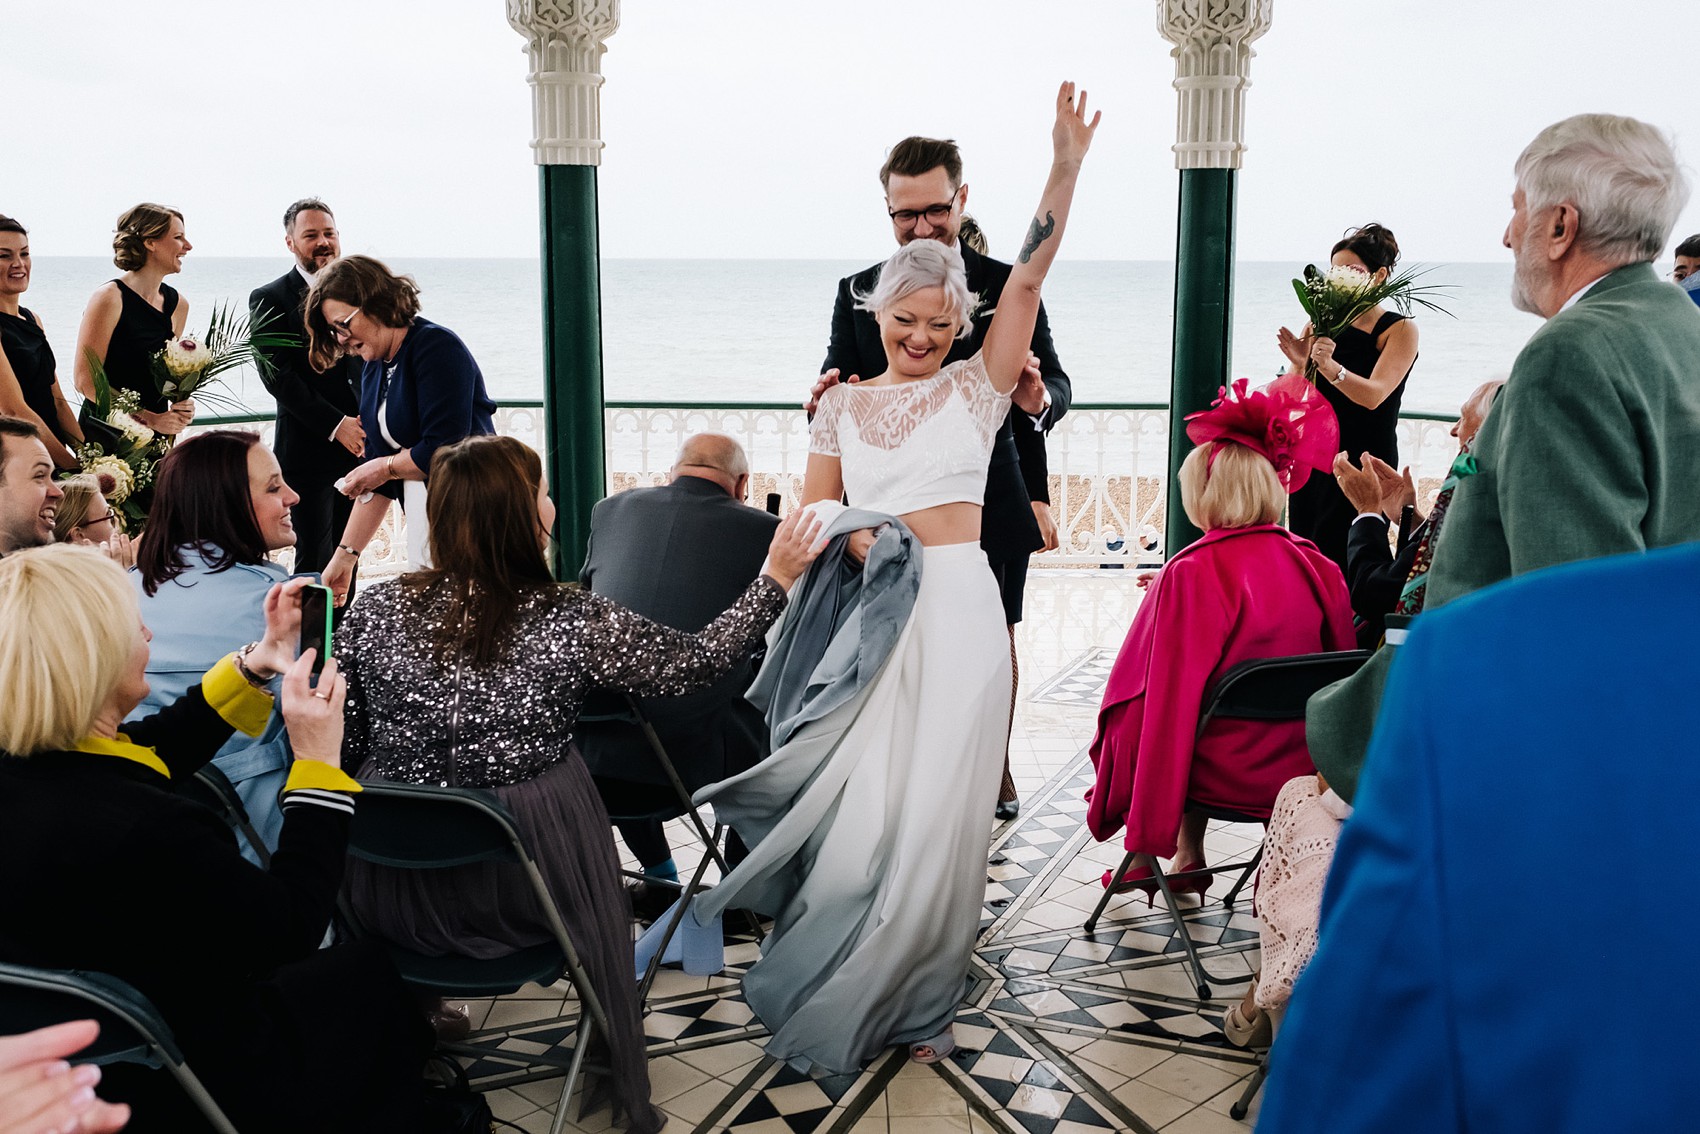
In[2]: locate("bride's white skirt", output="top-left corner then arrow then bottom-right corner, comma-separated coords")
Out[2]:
695,542 -> 1011,1074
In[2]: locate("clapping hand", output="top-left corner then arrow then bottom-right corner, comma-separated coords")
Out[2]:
1363,454 -> 1418,522
1276,325 -> 1313,371
1332,452 -> 1384,517
0,1021 -> 131,1134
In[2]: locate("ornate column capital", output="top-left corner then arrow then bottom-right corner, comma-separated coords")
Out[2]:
1155,0 -> 1273,170
506,0 -> 621,166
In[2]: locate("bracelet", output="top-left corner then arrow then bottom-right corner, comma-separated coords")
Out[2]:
336,543 -> 361,559
233,642 -> 269,688
385,455 -> 398,480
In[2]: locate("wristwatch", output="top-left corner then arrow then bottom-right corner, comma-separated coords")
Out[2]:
1331,366 -> 1351,385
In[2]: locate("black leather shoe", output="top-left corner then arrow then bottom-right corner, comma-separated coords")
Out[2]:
627,879 -> 678,924
995,798 -> 1020,821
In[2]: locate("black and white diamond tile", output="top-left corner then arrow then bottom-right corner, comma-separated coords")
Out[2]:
466,745 -> 1267,1132
1027,648 -> 1117,707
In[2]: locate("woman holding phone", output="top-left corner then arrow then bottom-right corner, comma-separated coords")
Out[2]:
131,429 -> 303,861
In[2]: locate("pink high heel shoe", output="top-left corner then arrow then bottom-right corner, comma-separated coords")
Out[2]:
1101,865 -> 1160,904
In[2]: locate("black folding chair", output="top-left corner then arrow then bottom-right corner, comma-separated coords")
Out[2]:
580,690 -> 764,1004
1083,650 -> 1371,999
190,764 -> 272,869
339,782 -> 611,1134
0,962 -> 241,1134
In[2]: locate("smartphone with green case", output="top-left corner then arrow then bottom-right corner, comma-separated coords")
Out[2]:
298,583 -> 335,678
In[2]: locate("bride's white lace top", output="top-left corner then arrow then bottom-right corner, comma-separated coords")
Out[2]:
809,351 -> 1012,517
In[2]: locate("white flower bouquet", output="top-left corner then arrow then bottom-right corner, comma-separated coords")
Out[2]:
1290,262 -> 1451,384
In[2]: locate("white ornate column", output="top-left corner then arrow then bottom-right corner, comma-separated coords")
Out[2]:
506,0 -> 619,576
506,0 -> 620,166
1156,0 -> 1273,170
1156,0 -> 1272,555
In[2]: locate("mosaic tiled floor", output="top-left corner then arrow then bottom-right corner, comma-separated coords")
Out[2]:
457,574 -> 1271,1133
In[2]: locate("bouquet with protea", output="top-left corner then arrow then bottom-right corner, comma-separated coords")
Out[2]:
1290,263 -> 1451,384
74,386 -> 166,532
149,301 -> 297,407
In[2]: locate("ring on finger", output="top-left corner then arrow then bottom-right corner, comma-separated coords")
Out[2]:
312,690 -> 330,700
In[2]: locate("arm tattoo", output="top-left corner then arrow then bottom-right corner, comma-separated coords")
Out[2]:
1018,211 -> 1056,264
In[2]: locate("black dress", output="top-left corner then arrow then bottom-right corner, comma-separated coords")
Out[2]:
103,279 -> 180,413
1287,310 -> 1414,570
0,307 -> 72,445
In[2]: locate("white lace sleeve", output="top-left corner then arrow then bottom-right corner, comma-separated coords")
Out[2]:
949,351 -> 1014,442
810,384 -> 842,457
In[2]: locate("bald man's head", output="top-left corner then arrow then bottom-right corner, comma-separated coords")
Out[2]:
670,433 -> 751,498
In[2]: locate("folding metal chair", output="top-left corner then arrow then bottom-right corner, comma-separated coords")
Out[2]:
0,962 -> 242,1134
190,763 -> 272,868
339,782 -> 612,1134
580,690 -> 765,1004
1083,649 -> 1371,999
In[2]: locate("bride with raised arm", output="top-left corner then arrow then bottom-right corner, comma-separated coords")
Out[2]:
694,82 -> 1099,1073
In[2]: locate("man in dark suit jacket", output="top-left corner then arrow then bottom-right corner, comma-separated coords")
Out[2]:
1333,380 -> 1501,647
249,199 -> 364,576
577,433 -> 778,904
813,135 -> 1073,818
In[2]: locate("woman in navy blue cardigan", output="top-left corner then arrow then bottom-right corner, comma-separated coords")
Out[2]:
302,255 -> 495,603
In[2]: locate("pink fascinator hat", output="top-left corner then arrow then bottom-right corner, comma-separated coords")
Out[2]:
1184,373 -> 1339,493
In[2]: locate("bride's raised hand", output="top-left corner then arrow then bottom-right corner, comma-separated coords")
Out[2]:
1054,81 -> 1101,166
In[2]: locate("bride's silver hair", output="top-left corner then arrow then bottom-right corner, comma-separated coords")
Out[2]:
854,240 -> 977,340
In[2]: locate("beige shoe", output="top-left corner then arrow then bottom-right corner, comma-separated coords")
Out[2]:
1222,1002 -> 1272,1049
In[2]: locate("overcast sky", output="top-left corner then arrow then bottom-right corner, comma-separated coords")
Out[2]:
8,0 -> 1697,263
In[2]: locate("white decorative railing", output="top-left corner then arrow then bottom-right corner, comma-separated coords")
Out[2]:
193,402 -> 1462,572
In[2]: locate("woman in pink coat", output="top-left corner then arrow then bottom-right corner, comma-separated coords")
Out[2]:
1086,376 -> 1354,894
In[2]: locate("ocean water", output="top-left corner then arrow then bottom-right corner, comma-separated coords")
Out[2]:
24,257 -> 1537,418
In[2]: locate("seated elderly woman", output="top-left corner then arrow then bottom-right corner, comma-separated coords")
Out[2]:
1085,376 -> 1355,894
338,434 -> 821,1134
0,546 -> 437,1132
131,430 -> 302,861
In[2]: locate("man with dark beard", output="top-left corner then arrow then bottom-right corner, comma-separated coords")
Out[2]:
250,200 -> 365,576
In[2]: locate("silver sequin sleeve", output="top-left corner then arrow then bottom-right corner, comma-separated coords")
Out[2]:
334,576 -> 786,788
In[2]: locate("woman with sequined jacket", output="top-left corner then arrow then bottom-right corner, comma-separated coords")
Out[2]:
336,434 -> 822,1134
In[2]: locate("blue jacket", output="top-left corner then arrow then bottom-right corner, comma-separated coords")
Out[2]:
359,317 -> 496,483
129,550 -> 294,863
1259,542 -> 1700,1133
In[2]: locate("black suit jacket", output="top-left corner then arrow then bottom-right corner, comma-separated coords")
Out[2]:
1344,514 -> 1425,648
576,476 -> 780,789
822,244 -> 1071,559
249,269 -> 362,477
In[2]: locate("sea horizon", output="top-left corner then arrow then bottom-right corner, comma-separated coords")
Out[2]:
24,256 -> 1556,418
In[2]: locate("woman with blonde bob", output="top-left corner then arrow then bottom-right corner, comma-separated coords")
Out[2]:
1085,375 -> 1356,897
0,545 -> 445,1133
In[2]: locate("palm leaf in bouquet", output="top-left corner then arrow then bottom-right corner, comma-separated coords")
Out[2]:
1290,263 -> 1454,383
153,301 -> 301,410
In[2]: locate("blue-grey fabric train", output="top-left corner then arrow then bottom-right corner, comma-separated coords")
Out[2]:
695,517 -> 1010,1075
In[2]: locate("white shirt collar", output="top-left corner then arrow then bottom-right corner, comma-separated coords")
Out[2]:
1558,273 -> 1608,313
295,263 -> 317,286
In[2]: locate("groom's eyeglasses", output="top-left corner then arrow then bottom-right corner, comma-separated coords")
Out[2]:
888,202 -> 955,230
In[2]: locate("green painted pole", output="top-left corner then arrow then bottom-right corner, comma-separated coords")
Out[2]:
538,164 -> 605,580
1165,167 -> 1237,556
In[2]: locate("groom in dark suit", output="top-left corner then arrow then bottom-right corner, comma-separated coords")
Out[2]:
249,199 -> 364,576
812,136 -> 1073,818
